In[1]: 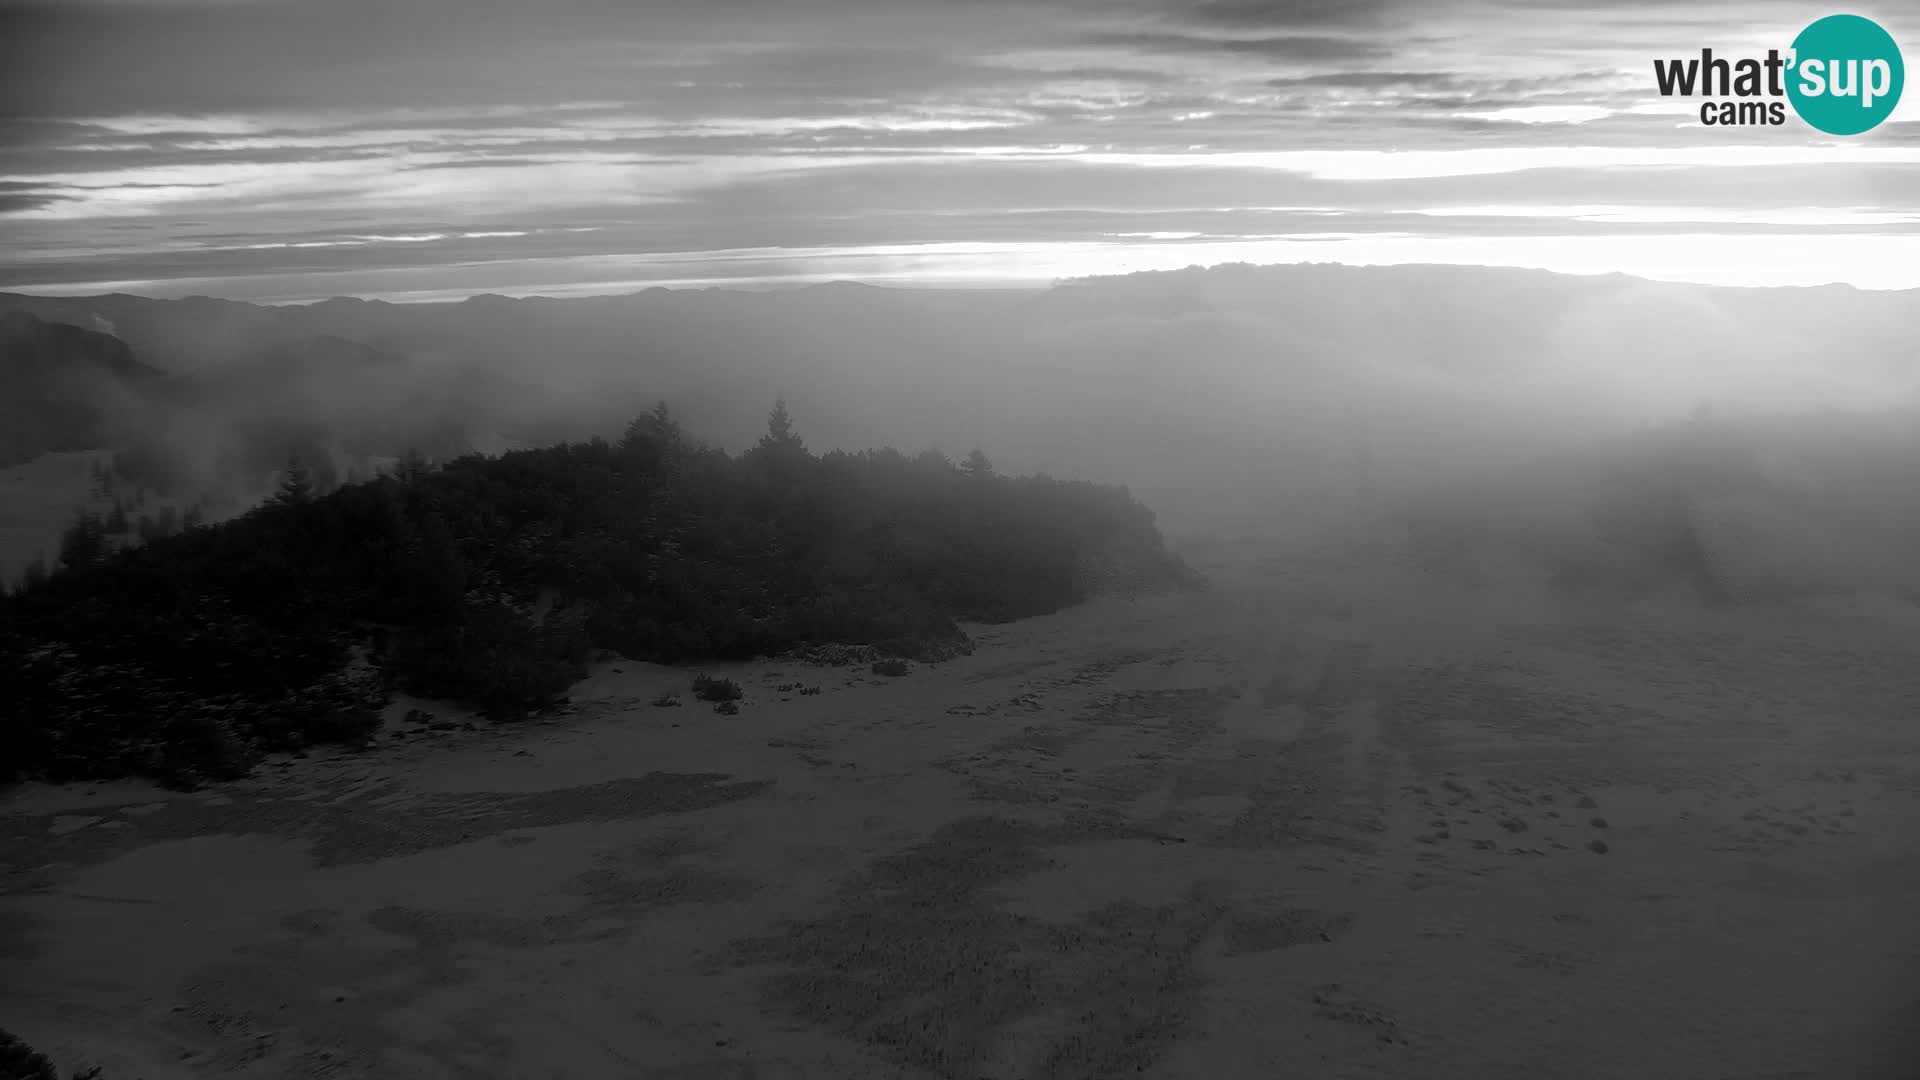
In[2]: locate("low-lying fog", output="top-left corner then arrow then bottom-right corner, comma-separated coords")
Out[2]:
4,262 -> 1918,606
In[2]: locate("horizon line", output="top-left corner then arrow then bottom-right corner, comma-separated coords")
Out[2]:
2,257 -> 1912,309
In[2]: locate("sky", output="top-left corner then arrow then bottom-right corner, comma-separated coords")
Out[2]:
1,0 -> 1917,301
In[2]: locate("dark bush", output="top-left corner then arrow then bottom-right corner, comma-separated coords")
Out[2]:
145,709 -> 261,790
692,674 -> 743,702
0,1029 -> 97,1080
0,1028 -> 58,1080
870,658 -> 911,677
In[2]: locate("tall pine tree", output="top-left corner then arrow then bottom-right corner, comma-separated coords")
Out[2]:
274,456 -> 316,505
758,397 -> 805,455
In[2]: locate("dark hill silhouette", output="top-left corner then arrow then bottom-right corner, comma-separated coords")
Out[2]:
0,311 -> 163,466
0,403 -> 1194,787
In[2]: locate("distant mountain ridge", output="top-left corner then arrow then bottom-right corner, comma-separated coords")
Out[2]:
5,263 -> 1914,392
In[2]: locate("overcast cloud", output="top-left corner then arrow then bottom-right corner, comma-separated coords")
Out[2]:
2,0 -> 1916,299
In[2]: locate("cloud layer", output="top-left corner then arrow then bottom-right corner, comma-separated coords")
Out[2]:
2,0 -> 1917,298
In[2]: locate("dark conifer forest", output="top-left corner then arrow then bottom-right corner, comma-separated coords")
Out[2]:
0,401 -> 1192,787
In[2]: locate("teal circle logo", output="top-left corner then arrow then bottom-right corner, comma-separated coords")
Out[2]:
1787,14 -> 1904,135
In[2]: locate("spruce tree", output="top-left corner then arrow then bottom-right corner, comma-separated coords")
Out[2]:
57,512 -> 106,571
275,456 -> 315,505
759,397 -> 805,455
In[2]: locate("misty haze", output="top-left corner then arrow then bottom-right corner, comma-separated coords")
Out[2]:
3,2 -> 1919,1079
